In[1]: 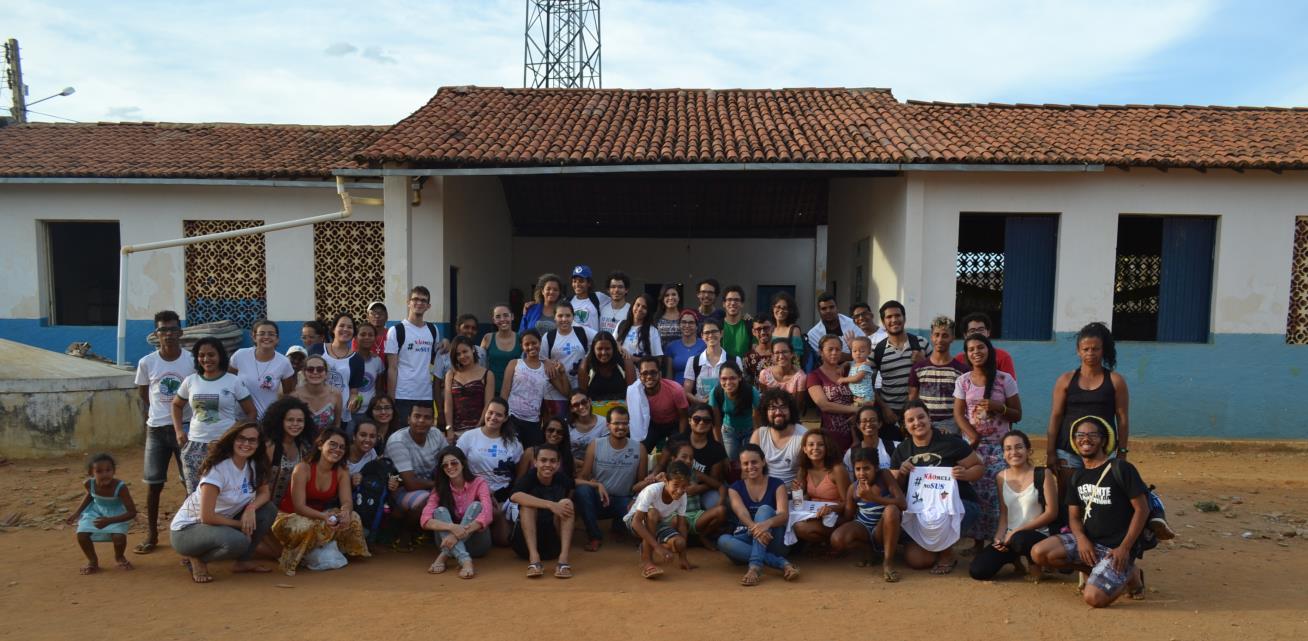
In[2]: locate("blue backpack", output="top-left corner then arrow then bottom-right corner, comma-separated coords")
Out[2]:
352,457 -> 398,541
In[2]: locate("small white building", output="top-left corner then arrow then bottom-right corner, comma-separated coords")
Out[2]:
1,87 -> 1305,442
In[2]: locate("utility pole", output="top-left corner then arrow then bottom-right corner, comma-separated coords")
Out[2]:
4,38 -> 27,123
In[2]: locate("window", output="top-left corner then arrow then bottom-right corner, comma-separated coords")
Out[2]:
1288,217 -> 1308,345
954,214 -> 1058,340
312,220 -> 384,320
1112,215 -> 1216,342
46,221 -> 120,325
185,220 -> 267,329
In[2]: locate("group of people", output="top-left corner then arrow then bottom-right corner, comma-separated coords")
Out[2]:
69,265 -> 1173,608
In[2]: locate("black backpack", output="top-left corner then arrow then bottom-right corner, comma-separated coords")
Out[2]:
872,333 -> 925,371
1110,460 -> 1161,557
391,322 -> 441,366
352,457 -> 398,540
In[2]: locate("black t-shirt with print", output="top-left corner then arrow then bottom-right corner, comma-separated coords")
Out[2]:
1066,460 -> 1147,549
511,471 -> 575,504
889,431 -> 978,502
670,434 -> 728,477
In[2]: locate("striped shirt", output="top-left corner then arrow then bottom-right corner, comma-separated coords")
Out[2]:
908,358 -> 969,422
872,335 -> 925,413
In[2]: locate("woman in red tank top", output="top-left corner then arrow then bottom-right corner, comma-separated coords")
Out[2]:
270,428 -> 372,575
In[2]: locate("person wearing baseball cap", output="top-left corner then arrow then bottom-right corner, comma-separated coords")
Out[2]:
569,264 -> 610,333
358,301 -> 388,360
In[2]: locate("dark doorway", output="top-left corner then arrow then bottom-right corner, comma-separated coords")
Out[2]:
47,221 -> 120,325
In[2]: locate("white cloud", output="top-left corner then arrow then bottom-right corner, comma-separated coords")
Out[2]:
0,0 -> 1221,124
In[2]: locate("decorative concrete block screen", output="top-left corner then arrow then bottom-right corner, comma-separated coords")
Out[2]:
312,220 -> 384,321
184,220 -> 268,330
1289,217 -> 1308,345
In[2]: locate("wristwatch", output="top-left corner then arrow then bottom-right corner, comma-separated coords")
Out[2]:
1117,447 -> 1129,455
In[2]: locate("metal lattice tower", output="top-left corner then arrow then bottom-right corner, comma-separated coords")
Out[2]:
524,0 -> 601,89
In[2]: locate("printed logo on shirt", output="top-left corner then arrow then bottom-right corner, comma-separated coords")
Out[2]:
194,393 -> 220,424
575,308 -> 591,324
905,452 -> 946,467
329,369 -> 345,391
361,372 -> 376,393
158,374 -> 184,397
910,469 -> 953,507
259,375 -> 276,391
1077,483 -> 1114,506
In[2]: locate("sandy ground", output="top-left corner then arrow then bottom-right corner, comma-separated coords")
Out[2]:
1,438 -> 1306,641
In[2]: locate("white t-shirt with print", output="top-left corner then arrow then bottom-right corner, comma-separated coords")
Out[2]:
359,354 -> 386,409
541,328 -> 586,401
623,481 -> 687,526
228,348 -> 294,420
170,458 -> 257,530
135,350 -> 196,426
321,347 -> 359,423
620,325 -> 664,358
571,291 -> 611,333
600,302 -> 631,335
682,349 -> 741,399
384,319 -> 438,401
176,373 -> 251,442
457,429 -> 524,493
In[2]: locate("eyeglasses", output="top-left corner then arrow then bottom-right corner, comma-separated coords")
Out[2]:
852,311 -> 872,319
441,460 -> 462,468
702,329 -> 721,336
325,442 -> 345,450
156,327 -> 183,335
639,370 -> 660,378
304,366 -> 326,374
679,320 -> 698,326
690,416 -> 713,424
409,298 -> 430,304
1073,432 -> 1103,441
235,436 -> 260,445
570,400 -> 589,407
698,289 -> 716,296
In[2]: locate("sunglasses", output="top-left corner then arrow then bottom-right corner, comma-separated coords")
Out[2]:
304,366 -> 327,374
690,416 -> 713,424
545,427 -> 565,435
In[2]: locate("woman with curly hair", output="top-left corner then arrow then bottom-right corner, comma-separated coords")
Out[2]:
519,273 -> 565,334
271,427 -> 370,575
261,396 -> 318,508
170,422 -> 276,583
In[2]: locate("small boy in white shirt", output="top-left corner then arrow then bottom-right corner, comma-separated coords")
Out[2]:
624,461 -> 694,579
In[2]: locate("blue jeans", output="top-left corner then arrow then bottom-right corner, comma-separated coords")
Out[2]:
722,423 -> 753,461
428,503 -> 491,563
716,505 -> 790,570
574,484 -> 632,542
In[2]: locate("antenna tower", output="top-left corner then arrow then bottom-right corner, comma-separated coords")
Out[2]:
524,0 -> 601,89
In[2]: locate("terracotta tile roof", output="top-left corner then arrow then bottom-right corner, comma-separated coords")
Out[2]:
0,121 -> 386,179
354,86 -> 1308,170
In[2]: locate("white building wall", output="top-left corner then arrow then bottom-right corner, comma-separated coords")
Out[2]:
0,183 -> 381,323
915,170 -> 1305,335
827,176 -> 908,311
443,176 -> 514,322
509,236 -> 818,318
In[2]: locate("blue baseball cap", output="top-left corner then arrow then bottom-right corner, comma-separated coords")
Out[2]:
571,265 -> 592,279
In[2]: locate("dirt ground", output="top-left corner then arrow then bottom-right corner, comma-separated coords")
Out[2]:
1,438 -> 1306,641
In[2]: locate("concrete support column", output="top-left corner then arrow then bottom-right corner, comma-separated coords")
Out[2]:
901,174 -> 927,324
383,175 -> 413,315
814,224 -> 829,296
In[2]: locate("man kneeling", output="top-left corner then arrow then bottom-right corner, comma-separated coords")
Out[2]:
509,444 -> 575,579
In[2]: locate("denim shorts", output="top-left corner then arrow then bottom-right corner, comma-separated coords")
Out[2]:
1056,450 -> 1085,470
1058,533 -> 1135,597
143,424 -> 184,486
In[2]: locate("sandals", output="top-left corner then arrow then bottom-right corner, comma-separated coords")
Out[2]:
883,568 -> 900,583
740,567 -> 761,586
930,559 -> 958,575
526,562 -> 544,578
641,564 -> 664,579
554,563 -> 573,579
133,541 -> 157,555
782,564 -> 801,581
428,556 -> 447,574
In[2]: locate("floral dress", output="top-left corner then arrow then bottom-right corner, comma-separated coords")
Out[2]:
953,370 -> 1020,540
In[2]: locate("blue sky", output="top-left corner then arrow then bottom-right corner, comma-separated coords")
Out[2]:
3,0 -> 1307,125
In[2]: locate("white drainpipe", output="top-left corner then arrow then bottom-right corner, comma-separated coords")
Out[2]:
115,177 -> 380,365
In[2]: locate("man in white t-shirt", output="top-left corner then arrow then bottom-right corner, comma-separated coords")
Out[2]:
134,310 -> 195,553
385,286 -> 444,426
599,271 -> 632,335
570,264 -> 611,334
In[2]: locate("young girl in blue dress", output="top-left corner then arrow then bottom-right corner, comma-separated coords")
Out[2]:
66,453 -> 138,574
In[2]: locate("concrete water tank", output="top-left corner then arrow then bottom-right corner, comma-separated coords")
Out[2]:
0,339 -> 144,458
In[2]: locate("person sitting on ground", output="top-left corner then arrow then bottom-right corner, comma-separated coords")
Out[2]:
422,446 -> 493,579
970,430 -> 1058,581
837,336 -> 877,406
843,405 -> 894,479
750,388 -> 808,486
270,427 -> 370,576
386,403 -> 443,552
261,396 -> 317,509
567,391 -> 609,469
627,356 -> 689,453
890,400 -> 985,575
67,453 -> 138,574
717,444 -> 800,586
625,461 -> 695,579
509,444 -> 576,579
170,422 -> 276,583
347,420 -> 380,486
365,395 -> 397,451
576,406 -> 647,551
1030,417 -> 1148,607
456,398 -> 524,546
831,447 -> 905,581
662,436 -> 727,548
517,416 -> 576,480
790,431 -> 851,547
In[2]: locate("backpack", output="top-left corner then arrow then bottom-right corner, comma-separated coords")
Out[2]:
352,457 -> 398,541
872,333 -> 925,371
392,322 -> 441,366
546,326 -> 590,357
1110,460 -> 1162,557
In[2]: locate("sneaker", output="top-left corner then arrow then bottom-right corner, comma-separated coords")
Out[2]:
1149,517 -> 1177,541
